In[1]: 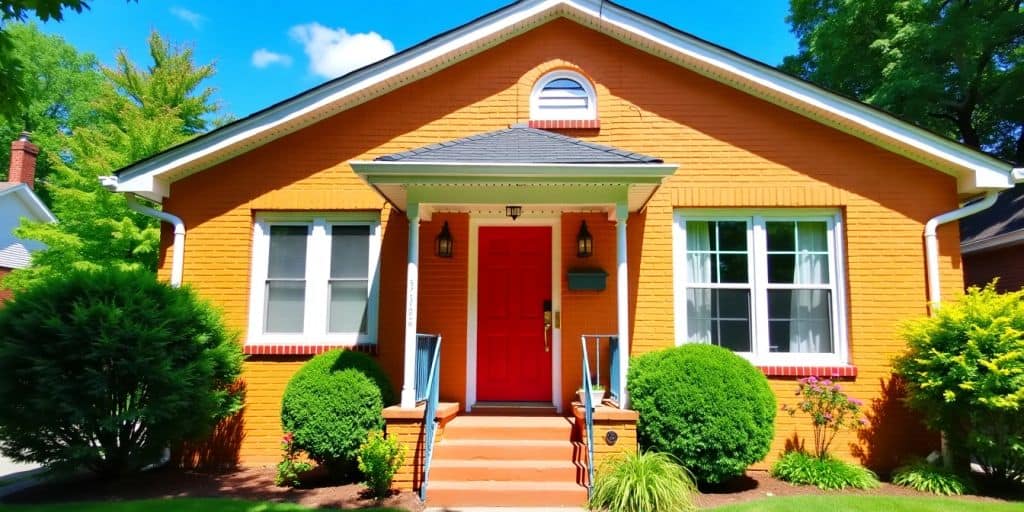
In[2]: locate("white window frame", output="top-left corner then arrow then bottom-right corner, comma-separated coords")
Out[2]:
672,209 -> 849,366
247,212 -> 382,346
529,70 -> 598,121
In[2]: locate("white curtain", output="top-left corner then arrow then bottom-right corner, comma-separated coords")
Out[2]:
789,223 -> 830,353
686,222 -> 713,343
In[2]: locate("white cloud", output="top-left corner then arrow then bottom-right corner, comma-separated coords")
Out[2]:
170,7 -> 205,29
289,23 -> 395,79
251,49 -> 293,69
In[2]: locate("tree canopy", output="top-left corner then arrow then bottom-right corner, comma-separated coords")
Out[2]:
782,0 -> 1024,162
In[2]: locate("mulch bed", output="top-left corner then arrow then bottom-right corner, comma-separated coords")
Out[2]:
4,466 -> 1022,510
696,470 -> 1024,509
1,466 -> 423,511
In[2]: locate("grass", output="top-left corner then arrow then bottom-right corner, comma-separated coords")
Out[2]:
0,498 -> 405,512
710,495 -> 1024,511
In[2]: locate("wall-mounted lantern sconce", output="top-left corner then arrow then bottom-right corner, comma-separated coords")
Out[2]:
577,220 -> 594,258
435,221 -> 454,258
506,205 -> 523,221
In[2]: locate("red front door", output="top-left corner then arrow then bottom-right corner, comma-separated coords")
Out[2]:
477,226 -> 552,402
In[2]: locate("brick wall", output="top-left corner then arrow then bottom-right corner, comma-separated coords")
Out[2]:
0,267 -> 12,305
164,18 -> 961,468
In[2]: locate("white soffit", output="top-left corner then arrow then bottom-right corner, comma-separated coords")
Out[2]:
108,0 -> 1014,201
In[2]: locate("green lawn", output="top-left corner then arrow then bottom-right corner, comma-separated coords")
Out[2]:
0,498 -> 404,512
711,495 -> 1024,512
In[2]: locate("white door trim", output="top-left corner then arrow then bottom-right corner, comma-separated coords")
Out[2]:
466,214 -> 562,413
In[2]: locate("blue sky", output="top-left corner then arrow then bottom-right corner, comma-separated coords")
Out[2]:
38,1 -> 798,119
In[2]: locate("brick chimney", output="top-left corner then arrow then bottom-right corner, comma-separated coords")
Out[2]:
8,132 -> 39,189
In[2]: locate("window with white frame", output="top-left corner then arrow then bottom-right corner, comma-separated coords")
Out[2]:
673,211 -> 847,365
529,70 -> 598,121
248,213 -> 381,345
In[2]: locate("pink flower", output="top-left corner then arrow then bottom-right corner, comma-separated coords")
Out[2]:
282,432 -> 294,445
858,418 -> 868,426
849,398 -> 863,407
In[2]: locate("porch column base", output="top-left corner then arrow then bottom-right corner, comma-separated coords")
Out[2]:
572,403 -> 638,483
384,402 -> 460,492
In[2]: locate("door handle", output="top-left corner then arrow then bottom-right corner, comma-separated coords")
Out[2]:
543,300 -> 552,353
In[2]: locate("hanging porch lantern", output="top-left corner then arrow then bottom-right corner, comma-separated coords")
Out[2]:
577,220 -> 594,257
435,221 -> 454,258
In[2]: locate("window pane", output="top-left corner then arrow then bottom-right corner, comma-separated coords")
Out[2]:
687,288 -> 751,352
766,222 -> 795,252
265,281 -> 305,333
329,281 -> 368,334
769,254 -> 830,284
768,289 -> 833,353
768,254 -> 795,283
687,253 -> 714,283
797,222 -> 828,251
268,225 -> 308,279
718,253 -> 748,283
717,221 -> 747,251
544,78 -> 584,91
331,226 -> 370,279
686,221 -> 712,251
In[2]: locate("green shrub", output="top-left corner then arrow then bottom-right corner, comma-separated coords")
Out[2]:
0,268 -> 244,476
357,430 -> 405,498
587,451 -> 697,512
628,344 -> 776,484
281,350 -> 395,476
275,432 -> 312,488
770,451 -> 879,490
896,283 -> 1024,483
782,376 -> 866,458
892,459 -> 974,496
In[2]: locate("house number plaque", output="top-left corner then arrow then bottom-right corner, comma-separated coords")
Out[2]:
605,431 -> 618,446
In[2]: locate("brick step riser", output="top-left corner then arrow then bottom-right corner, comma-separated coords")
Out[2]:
442,427 -> 573,442
429,464 -> 583,482
426,487 -> 588,508
432,443 -> 578,461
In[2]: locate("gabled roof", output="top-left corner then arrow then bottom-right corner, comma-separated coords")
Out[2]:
0,183 -> 56,224
0,182 -> 55,269
960,184 -> 1024,253
376,126 -> 662,164
103,0 -> 1019,202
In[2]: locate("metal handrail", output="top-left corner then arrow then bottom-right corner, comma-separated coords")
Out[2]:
418,333 -> 442,502
581,336 -> 596,498
581,334 -> 620,404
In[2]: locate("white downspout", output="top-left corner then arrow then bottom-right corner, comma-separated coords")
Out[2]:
125,194 -> 186,288
925,191 -> 999,310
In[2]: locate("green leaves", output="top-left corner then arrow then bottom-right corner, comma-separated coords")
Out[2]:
588,451 -> 698,512
770,451 -> 880,490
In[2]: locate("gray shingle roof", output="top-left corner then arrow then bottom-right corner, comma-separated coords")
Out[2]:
961,184 -> 1024,245
375,126 -> 663,164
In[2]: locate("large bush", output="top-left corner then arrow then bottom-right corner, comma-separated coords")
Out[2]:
281,350 -> 395,476
628,344 -> 776,484
896,283 -> 1024,484
0,268 -> 244,476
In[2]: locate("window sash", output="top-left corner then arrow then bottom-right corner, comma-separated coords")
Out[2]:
247,215 -> 381,346
674,211 -> 847,365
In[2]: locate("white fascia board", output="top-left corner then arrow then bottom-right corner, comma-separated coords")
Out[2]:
350,160 -> 678,182
0,184 -> 56,223
567,0 -> 1014,193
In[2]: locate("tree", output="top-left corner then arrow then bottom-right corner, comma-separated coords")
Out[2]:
4,31 -> 220,290
782,0 -> 1024,162
0,23 -> 103,193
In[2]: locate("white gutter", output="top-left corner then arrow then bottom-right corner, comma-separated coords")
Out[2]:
1013,168 -> 1024,181
925,191 -> 1000,311
126,193 -> 186,288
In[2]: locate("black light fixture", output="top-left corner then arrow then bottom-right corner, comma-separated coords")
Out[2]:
506,205 -> 523,220
577,220 -> 594,258
435,221 -> 454,258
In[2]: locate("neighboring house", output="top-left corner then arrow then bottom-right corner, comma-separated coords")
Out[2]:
0,133 -> 54,303
960,184 -> 1024,291
99,0 -> 1022,506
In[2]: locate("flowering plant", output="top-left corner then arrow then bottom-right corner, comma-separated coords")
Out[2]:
275,432 -> 313,487
783,376 -> 866,458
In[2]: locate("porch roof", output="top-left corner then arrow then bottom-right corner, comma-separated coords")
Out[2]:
352,126 -> 677,213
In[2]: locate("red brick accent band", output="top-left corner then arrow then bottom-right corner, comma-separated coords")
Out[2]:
757,365 -> 858,378
528,119 -> 600,129
243,344 -> 378,356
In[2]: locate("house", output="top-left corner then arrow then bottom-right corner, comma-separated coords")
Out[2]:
0,133 -> 55,304
960,185 -> 1024,291
99,0 -> 1022,506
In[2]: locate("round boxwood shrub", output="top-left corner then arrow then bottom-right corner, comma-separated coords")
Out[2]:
0,268 -> 244,477
628,344 -> 776,484
281,349 -> 395,476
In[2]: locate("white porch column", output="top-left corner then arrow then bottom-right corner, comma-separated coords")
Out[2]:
400,203 -> 421,408
615,202 -> 631,409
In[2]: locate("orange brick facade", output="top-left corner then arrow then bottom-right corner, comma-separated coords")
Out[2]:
0,267 -> 12,304
162,19 -> 961,470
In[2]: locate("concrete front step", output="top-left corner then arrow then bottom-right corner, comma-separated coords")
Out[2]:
432,439 -> 577,461
429,458 -> 582,481
443,415 -> 574,441
427,480 -> 588,508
